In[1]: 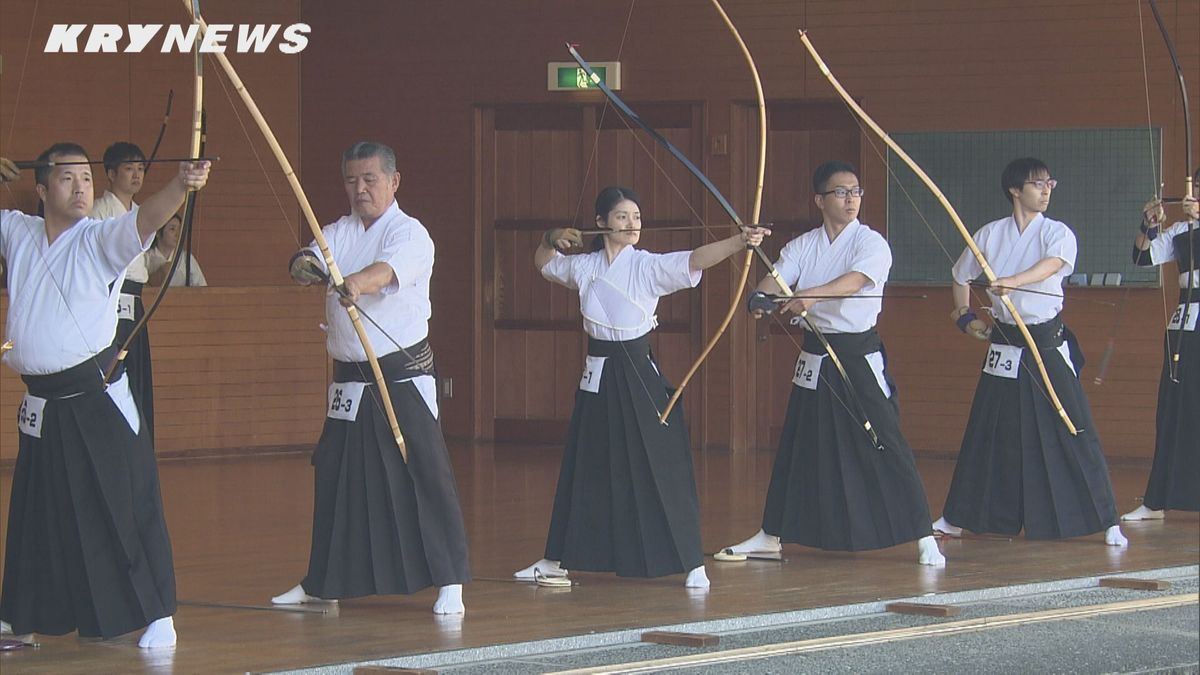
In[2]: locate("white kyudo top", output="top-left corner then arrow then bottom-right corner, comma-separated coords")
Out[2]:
773,219 -> 892,333
1,208 -> 150,432
1,209 -> 151,374
1148,219 -> 1199,289
92,190 -> 149,282
541,246 -> 701,342
306,200 -> 434,362
953,213 -> 1077,325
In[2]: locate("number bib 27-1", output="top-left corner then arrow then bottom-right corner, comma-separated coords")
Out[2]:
327,382 -> 366,421
579,355 -> 606,393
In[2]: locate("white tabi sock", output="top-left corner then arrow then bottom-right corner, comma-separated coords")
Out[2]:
684,565 -> 710,589
917,535 -> 946,566
1105,525 -> 1129,547
433,584 -> 464,615
513,558 -> 566,580
1121,505 -> 1165,521
138,616 -> 176,649
271,583 -> 334,605
932,516 -> 962,537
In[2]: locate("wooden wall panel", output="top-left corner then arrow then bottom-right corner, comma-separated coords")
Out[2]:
0,287 -> 328,462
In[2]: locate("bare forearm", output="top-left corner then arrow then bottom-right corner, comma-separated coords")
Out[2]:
1008,257 -> 1065,287
534,242 -> 557,270
136,179 -> 189,243
689,232 -> 745,272
345,261 -> 396,295
801,271 -> 870,299
952,281 -> 970,309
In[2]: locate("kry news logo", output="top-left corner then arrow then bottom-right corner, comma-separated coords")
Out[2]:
44,24 -> 311,54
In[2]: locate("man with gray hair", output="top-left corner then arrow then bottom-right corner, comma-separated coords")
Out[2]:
274,141 -> 470,615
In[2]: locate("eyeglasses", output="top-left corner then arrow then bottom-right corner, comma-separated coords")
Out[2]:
818,186 -> 865,199
1024,179 -> 1058,191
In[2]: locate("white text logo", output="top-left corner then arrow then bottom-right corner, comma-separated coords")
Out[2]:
44,24 -> 311,54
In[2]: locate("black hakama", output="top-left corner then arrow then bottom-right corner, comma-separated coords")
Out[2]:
544,335 -> 703,577
113,279 -> 154,440
302,343 -> 470,598
1143,289 -> 1199,511
0,352 -> 176,638
942,316 -> 1118,538
762,329 -> 933,551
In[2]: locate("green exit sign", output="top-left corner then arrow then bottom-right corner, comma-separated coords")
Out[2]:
547,61 -> 621,91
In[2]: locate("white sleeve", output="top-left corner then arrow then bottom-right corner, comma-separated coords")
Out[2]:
635,250 -> 701,297
1149,220 -> 1190,265
1044,222 -> 1077,276
380,221 -> 434,292
540,251 -> 580,290
773,236 -> 805,290
84,209 -> 153,277
951,228 -> 986,285
0,210 -> 14,258
849,231 -> 892,288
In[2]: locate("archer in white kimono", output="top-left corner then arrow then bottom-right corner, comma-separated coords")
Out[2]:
935,157 -> 1125,546
514,185 -> 769,588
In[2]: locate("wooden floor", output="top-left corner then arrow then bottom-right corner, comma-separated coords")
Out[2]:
0,444 -> 1196,674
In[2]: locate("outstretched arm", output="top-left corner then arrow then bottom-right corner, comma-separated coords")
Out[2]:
688,226 -> 769,272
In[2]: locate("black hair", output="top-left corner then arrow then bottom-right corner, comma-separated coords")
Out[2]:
592,186 -> 642,252
812,160 -> 858,194
1001,157 -> 1051,203
101,141 -> 146,173
34,142 -> 90,186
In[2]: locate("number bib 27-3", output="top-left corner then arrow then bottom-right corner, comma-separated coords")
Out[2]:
327,382 -> 366,421
983,344 -> 1022,379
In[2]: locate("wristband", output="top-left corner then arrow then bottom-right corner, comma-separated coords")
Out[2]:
956,310 -> 978,333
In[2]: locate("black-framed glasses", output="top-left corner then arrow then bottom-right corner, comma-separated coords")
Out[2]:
1024,179 -> 1058,191
818,186 -> 865,199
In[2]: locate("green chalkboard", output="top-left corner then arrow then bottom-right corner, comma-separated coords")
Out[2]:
886,129 -> 1162,286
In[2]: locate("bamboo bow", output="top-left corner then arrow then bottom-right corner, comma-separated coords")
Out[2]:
183,0 -> 408,460
799,30 -> 1079,436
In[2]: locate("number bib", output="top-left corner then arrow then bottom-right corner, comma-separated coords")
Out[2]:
327,382 -> 366,421
983,344 -> 1022,379
117,293 -> 136,321
579,355 -> 606,393
18,394 -> 47,438
792,351 -> 824,390
1167,302 -> 1199,332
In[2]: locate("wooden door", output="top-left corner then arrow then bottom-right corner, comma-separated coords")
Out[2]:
475,103 -> 707,444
